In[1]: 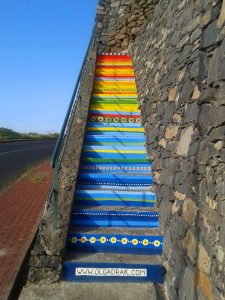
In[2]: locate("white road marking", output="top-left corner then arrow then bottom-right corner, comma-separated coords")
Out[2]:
0,145 -> 53,156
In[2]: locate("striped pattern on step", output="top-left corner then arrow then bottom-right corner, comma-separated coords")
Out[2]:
79,163 -> 151,174
74,190 -> 156,207
63,262 -> 164,283
64,53 -> 164,284
67,233 -> 163,255
71,210 -> 159,228
78,173 -> 153,185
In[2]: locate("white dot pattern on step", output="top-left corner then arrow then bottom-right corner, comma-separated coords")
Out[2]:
73,212 -> 159,218
85,135 -> 144,139
79,182 -> 151,186
81,165 -> 151,171
101,53 -> 127,56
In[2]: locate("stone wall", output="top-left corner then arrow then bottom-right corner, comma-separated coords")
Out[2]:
131,0 -> 225,299
95,0 -> 159,53
27,46 -> 97,284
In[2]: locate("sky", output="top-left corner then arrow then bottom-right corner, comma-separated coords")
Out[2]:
0,0 -> 98,133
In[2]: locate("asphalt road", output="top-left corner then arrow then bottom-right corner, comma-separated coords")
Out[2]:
0,140 -> 56,190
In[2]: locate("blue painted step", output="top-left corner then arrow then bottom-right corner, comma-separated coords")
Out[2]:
79,162 -> 151,173
78,173 -> 153,186
81,150 -> 147,159
74,189 -> 156,207
67,233 -> 163,255
63,262 -> 164,283
82,146 -> 147,160
71,210 -> 159,228
84,134 -> 146,145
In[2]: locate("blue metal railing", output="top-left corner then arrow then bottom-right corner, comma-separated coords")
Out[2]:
49,29 -> 96,229
51,31 -> 96,168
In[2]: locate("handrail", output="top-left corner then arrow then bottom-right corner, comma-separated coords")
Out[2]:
47,27 -> 96,229
51,28 -> 96,169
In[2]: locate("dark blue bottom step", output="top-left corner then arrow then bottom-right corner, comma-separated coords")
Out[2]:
63,262 -> 164,283
67,233 -> 163,255
71,210 -> 159,228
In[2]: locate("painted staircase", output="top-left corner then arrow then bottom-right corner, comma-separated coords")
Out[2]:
63,54 -> 164,285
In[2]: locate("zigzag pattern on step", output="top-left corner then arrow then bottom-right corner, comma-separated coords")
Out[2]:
63,53 -> 164,284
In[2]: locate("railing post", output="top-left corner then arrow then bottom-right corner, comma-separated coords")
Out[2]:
52,160 -> 59,229
78,94 -> 83,121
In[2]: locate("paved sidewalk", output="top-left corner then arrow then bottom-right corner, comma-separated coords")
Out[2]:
0,161 -> 53,300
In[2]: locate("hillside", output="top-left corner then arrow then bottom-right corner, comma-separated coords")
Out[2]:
0,127 -> 59,141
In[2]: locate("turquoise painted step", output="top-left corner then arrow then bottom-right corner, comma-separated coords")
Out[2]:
81,147 -> 147,159
85,131 -> 144,136
74,189 -> 156,207
77,173 -> 153,186
71,210 -> 159,228
81,152 -> 147,159
67,233 -> 163,255
84,134 -> 145,146
83,145 -> 146,151
63,262 -> 164,283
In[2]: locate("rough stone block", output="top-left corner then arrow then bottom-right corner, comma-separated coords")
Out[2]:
200,20 -> 219,49
184,103 -> 199,123
182,229 -> 197,263
191,84 -> 200,100
179,266 -> 195,300
28,268 -> 60,284
165,125 -> 179,139
183,198 -> 198,226
197,243 -> 212,274
194,270 -> 215,300
160,169 -> 174,188
217,0 -> 225,29
176,126 -> 194,156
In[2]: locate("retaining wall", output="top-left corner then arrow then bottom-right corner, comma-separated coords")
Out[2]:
131,1 -> 225,299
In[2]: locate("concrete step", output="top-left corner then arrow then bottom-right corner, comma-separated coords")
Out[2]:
70,209 -> 159,228
19,282 -> 158,300
68,226 -> 162,235
65,251 -> 162,265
